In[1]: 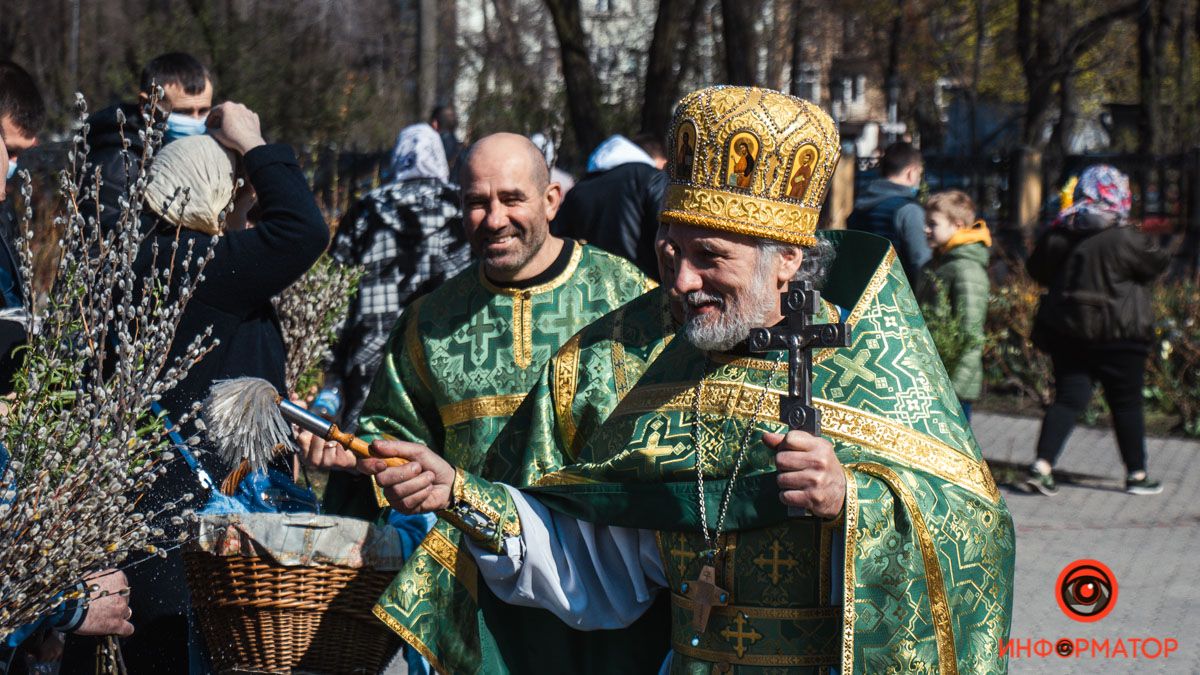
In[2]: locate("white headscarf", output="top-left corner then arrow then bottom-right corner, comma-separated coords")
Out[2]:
388,123 -> 449,183
586,134 -> 656,173
144,134 -> 238,235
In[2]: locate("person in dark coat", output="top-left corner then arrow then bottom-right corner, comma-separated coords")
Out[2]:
0,60 -> 45,394
847,142 -> 930,284
61,102 -> 328,673
551,134 -> 667,279
1025,165 -> 1170,497
80,52 -> 213,235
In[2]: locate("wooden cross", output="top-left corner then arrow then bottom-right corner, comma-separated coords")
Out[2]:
747,279 -> 851,435
681,564 -> 728,637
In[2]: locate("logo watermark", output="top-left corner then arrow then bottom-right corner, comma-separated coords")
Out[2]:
1056,559 -> 1117,622
999,560 -> 1179,661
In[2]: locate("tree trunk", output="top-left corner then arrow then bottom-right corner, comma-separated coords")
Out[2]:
418,0 -> 438,121
765,0 -> 791,90
884,0 -> 904,142
641,0 -> 690,140
544,0 -> 606,154
720,0 -> 759,85
788,0 -> 805,97
968,0 -> 986,154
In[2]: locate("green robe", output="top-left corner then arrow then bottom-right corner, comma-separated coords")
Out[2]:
404,231 -> 1014,674
321,243 -> 652,667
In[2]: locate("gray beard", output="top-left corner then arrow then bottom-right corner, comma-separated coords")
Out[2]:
682,263 -> 778,352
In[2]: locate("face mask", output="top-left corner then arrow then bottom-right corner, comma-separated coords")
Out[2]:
165,113 -> 208,142
5,161 -> 16,181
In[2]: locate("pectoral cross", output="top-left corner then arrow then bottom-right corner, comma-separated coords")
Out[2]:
681,564 -> 728,640
748,280 -> 851,517
748,280 -> 851,435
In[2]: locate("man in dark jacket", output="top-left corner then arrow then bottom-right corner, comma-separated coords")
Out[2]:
551,134 -> 668,279
81,52 -> 213,234
0,61 -> 45,393
1026,165 -> 1170,497
847,142 -> 930,283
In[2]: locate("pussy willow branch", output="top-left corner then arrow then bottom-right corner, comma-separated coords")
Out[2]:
0,91 -> 217,636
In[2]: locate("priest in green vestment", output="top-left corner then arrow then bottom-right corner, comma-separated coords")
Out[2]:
298,133 -> 654,670
363,88 -> 1015,674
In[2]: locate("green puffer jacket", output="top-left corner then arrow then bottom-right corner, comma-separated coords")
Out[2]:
923,240 -> 990,401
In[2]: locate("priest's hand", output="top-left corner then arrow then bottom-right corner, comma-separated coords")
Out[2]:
763,430 -> 846,519
360,440 -> 456,514
296,428 -> 359,472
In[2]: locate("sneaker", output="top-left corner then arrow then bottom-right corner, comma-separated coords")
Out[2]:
1125,474 -> 1163,495
1025,466 -> 1058,496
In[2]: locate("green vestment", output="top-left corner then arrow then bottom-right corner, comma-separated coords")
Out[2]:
415,231 -> 1015,674
334,243 -> 653,670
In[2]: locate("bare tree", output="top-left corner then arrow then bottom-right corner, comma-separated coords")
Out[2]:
720,0 -> 760,84
1016,0 -> 1139,149
543,0 -> 606,154
640,0 -> 703,140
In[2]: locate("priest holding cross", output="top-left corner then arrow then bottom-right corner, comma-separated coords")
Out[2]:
363,86 -> 1015,674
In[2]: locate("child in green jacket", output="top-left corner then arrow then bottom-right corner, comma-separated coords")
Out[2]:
922,190 -> 991,420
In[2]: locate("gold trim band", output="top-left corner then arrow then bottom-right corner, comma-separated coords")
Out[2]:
850,462 -> 959,675
553,333 -> 582,454
403,297 -> 434,392
840,466 -> 859,675
438,393 -> 527,427
613,381 -> 999,502
662,184 -> 818,246
671,593 -> 842,621
672,640 -> 839,668
372,604 -> 450,675
418,527 -> 478,599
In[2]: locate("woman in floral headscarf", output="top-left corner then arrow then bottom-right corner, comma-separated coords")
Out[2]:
1024,164 -> 1171,496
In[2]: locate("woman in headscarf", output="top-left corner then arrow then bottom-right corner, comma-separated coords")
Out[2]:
1024,164 -> 1171,497
318,122 -> 469,429
62,102 -> 328,674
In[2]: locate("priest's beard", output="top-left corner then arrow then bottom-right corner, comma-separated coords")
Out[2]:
682,254 -> 779,352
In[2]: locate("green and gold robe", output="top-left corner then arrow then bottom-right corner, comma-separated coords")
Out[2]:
377,287 -> 680,674
322,242 -> 651,666
411,231 -> 1015,674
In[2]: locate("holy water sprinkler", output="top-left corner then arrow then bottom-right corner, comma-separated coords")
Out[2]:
203,377 -> 406,494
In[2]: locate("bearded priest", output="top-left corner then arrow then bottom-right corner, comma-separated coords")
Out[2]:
364,87 -> 1015,674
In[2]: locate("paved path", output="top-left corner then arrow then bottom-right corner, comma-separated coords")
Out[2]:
973,411 -> 1200,674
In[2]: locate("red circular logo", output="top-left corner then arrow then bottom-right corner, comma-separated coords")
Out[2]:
1056,559 -> 1118,622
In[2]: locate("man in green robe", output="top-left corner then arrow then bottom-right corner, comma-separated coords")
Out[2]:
299,133 -> 654,670
364,88 -> 1015,674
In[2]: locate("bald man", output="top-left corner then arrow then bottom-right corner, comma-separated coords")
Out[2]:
309,133 -> 654,673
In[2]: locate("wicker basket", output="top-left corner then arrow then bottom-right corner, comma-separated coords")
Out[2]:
183,514 -> 404,674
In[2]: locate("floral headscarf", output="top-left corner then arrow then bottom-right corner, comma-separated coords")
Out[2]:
1053,164 -> 1131,231
388,123 -> 449,183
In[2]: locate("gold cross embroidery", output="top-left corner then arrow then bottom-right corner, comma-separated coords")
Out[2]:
832,350 -> 874,387
669,544 -> 697,578
753,539 -> 798,585
637,428 -> 679,477
719,612 -> 763,658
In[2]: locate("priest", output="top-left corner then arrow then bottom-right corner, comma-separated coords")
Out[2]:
365,87 -> 1015,674
301,133 -> 655,672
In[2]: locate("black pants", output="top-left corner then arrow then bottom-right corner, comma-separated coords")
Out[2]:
1035,346 -> 1148,473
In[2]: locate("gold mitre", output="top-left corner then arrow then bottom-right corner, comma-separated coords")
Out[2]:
661,86 -> 840,247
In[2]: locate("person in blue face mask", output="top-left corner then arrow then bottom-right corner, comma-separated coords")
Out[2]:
0,61 -> 44,386
79,52 -> 214,236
